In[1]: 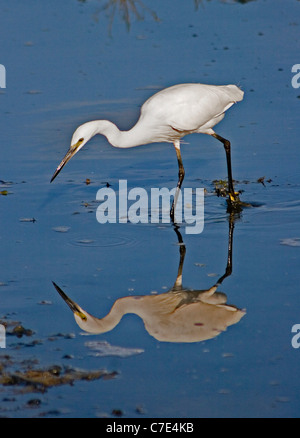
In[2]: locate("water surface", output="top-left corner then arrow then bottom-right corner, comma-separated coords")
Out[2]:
0,0 -> 300,418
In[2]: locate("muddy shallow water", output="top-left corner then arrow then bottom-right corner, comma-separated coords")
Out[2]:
1,0 -> 300,418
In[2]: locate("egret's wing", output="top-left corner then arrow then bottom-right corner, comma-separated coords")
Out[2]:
141,84 -> 243,133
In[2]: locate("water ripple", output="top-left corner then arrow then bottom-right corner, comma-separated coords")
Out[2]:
69,235 -> 138,248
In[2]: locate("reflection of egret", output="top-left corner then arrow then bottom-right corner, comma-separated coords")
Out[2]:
51,83 -> 244,215
91,0 -> 160,34
53,218 -> 245,343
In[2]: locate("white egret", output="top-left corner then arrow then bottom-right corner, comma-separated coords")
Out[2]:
51,83 -> 244,213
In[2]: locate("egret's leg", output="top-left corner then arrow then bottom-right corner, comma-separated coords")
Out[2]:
215,214 -> 234,286
175,146 -> 185,190
173,225 -> 186,289
170,143 -> 185,222
212,133 -> 236,198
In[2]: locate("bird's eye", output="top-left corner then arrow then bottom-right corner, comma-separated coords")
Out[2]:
79,138 -> 84,142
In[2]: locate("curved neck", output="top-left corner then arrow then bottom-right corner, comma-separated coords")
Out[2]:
87,119 -> 152,149
75,297 -> 133,334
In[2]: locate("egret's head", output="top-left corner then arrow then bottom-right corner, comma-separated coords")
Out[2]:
50,122 -> 96,183
52,281 -> 108,334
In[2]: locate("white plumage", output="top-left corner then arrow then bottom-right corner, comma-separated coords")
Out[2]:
51,82 -> 244,213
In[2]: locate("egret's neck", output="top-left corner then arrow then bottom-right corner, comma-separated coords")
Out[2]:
74,299 -> 123,334
75,296 -> 136,334
88,119 -> 152,149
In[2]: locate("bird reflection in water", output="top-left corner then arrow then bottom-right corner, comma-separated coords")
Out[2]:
53,216 -> 245,343
80,0 -> 160,34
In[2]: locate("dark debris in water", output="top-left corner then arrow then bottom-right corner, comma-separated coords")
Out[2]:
0,315 -> 118,410
1,319 -> 34,338
11,325 -> 34,338
0,356 -> 117,393
256,176 -> 273,187
213,179 -> 231,198
0,182 -> 12,196
212,176 -> 273,198
111,408 -> 123,417
0,179 -> 28,196
19,217 -> 37,223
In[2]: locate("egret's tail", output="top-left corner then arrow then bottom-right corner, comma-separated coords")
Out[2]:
225,84 -> 244,102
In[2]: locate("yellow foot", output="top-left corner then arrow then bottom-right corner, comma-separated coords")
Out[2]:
227,192 -> 252,210
227,192 -> 243,211
229,192 -> 240,202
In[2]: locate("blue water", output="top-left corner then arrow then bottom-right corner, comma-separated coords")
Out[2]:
0,0 -> 300,418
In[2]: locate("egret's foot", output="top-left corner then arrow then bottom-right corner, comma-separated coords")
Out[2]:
226,192 -> 243,211
229,191 -> 240,202
227,192 -> 252,211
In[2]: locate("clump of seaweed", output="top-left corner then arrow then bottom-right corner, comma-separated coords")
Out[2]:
0,357 -> 117,393
0,315 -> 118,398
